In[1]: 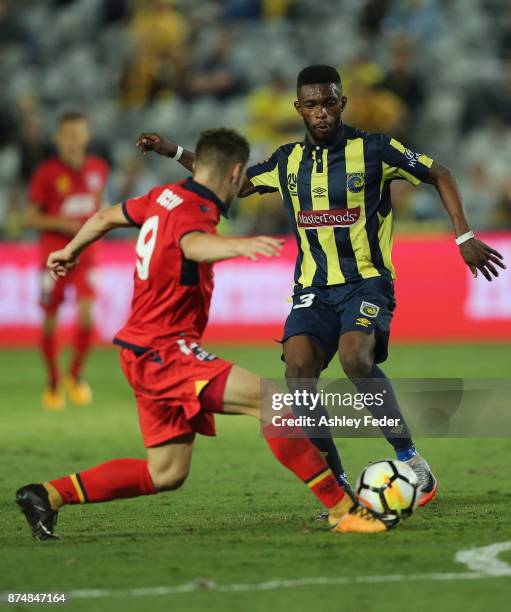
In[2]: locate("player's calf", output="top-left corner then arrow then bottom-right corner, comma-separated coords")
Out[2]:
146,435 -> 194,492
148,471 -> 188,492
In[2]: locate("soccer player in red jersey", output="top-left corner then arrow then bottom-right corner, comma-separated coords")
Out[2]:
16,128 -> 391,539
25,112 -> 109,410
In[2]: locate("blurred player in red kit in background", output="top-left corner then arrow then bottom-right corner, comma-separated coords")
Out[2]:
25,112 -> 109,411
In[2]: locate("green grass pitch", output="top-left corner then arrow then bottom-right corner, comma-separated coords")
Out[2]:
1,344 -> 511,611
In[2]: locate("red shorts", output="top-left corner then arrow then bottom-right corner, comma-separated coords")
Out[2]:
40,264 -> 96,313
118,339 -> 233,447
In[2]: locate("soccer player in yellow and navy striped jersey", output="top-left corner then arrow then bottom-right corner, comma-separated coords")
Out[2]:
137,64 -> 505,509
246,118 -> 433,289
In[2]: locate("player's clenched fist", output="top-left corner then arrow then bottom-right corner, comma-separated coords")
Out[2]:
136,132 -> 176,157
47,248 -> 79,280
237,236 -> 284,261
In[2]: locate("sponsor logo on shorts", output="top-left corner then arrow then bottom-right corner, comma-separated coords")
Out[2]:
346,172 -> 365,193
190,342 -> 217,361
356,317 -> 371,328
360,301 -> 380,318
177,339 -> 217,361
297,207 -> 360,229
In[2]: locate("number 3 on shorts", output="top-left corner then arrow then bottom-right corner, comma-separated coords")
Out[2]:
293,293 -> 315,309
136,215 -> 159,280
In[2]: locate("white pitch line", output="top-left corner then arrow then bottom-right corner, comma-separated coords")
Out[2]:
456,541 -> 511,576
2,541 -> 510,603
64,569 -> 508,600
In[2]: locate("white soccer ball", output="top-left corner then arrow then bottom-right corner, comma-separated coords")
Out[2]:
356,459 -> 419,521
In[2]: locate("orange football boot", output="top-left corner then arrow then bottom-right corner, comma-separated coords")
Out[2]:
64,376 -> 92,406
42,386 -> 65,411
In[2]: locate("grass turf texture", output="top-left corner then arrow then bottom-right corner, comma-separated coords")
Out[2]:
1,344 -> 511,612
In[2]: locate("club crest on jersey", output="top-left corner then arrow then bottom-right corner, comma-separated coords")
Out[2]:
347,172 -> 365,193
360,301 -> 380,318
297,207 -> 360,229
56,174 -> 71,194
287,173 -> 297,194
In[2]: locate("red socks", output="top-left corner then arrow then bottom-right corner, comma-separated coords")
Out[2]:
41,332 -> 58,389
43,417 -> 344,513
70,326 -> 93,380
45,459 -> 156,508
263,416 -> 345,509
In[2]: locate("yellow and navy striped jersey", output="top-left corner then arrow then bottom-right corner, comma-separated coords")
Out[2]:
246,124 -> 433,289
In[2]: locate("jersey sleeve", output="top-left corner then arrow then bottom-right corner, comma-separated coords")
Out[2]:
121,192 -> 151,227
380,135 -> 434,185
173,202 -> 217,242
246,149 -> 280,194
28,166 -> 49,209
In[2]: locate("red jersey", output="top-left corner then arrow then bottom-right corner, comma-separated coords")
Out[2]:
28,155 -> 109,264
114,178 -> 226,351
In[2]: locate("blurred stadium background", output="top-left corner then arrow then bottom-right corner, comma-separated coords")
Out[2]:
0,0 -> 510,344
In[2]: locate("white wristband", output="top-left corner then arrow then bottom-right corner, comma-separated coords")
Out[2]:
455,231 -> 475,246
173,145 -> 184,162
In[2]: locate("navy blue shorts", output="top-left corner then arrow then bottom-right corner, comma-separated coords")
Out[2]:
282,276 -> 396,369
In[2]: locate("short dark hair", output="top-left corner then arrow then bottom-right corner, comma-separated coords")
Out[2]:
58,111 -> 88,125
297,65 -> 342,90
195,128 -> 250,169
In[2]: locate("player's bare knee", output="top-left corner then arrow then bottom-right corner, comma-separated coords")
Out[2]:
43,314 -> 57,335
285,360 -> 319,380
243,379 -> 261,413
77,302 -> 93,328
239,380 -> 261,417
249,393 -> 260,415
340,352 -> 373,380
78,312 -> 93,328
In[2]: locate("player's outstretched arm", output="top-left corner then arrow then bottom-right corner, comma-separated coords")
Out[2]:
136,132 -> 195,171
136,132 -> 257,197
47,204 -> 131,279
425,161 -> 506,281
180,232 -> 284,264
